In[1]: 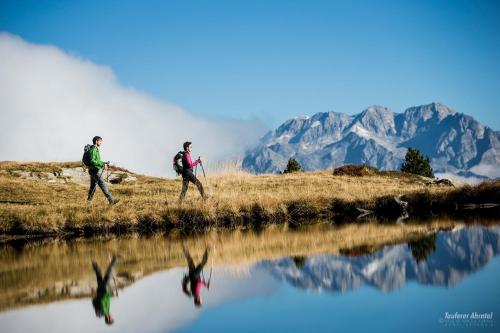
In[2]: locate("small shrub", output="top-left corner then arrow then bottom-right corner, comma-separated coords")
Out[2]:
401,148 -> 434,178
283,158 -> 302,173
333,164 -> 378,176
408,233 -> 437,263
292,256 -> 307,270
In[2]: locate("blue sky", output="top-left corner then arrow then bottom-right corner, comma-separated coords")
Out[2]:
1,0 -> 499,129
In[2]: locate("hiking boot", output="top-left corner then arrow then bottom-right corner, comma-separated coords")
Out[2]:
109,198 -> 120,205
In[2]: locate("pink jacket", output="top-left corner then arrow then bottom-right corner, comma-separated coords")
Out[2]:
183,151 -> 200,170
195,279 -> 208,298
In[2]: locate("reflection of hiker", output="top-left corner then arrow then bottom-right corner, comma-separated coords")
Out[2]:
92,255 -> 118,325
83,136 -> 119,205
176,142 -> 206,203
182,246 -> 211,307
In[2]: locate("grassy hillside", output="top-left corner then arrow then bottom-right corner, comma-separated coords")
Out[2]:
0,161 -> 498,236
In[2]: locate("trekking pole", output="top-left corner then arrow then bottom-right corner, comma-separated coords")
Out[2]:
199,160 -> 207,181
199,160 -> 210,197
195,164 -> 198,177
112,275 -> 119,297
99,167 -> 106,179
106,162 -> 111,183
208,257 -> 213,289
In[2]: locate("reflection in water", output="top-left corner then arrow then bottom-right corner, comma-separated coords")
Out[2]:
91,255 -> 118,325
408,233 -> 437,263
0,220 -> 466,312
292,256 -> 307,270
264,226 -> 500,293
182,246 -> 212,307
0,223 -> 499,332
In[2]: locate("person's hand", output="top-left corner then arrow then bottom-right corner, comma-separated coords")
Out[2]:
104,163 -> 109,170
197,156 -> 202,163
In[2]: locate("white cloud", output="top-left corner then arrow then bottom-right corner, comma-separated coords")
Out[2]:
0,33 -> 266,176
469,162 -> 500,179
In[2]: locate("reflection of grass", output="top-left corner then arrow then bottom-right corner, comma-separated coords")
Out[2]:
0,218 -> 482,312
408,233 -> 437,262
0,161 -> 499,235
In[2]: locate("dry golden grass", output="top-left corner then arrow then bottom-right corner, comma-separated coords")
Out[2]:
0,161 -> 497,235
1,218 -> 488,312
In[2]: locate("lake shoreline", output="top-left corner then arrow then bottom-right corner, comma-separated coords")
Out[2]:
1,161 -> 499,239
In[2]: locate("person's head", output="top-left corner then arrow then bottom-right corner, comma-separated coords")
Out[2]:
93,136 -> 103,147
194,296 -> 203,307
105,314 -> 114,325
183,141 -> 192,152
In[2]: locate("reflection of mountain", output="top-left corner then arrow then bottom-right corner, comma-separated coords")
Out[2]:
262,226 -> 500,293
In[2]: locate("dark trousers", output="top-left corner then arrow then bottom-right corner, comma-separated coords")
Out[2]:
88,169 -> 113,202
179,169 -> 205,202
92,255 -> 117,294
184,247 -> 208,277
183,247 -> 208,294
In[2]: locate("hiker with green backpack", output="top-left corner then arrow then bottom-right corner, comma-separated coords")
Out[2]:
91,254 -> 118,325
83,136 -> 119,205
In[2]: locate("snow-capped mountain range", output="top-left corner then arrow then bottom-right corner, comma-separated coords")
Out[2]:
242,103 -> 500,180
261,226 -> 500,293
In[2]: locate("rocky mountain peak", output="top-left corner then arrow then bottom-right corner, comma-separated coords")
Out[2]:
349,105 -> 396,137
403,102 -> 456,121
242,103 -> 499,180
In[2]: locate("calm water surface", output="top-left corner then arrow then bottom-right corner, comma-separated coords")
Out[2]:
0,223 -> 499,332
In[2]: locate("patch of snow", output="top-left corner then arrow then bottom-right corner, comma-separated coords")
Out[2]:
349,124 -> 401,152
361,247 -> 406,278
300,142 -> 310,150
311,120 -> 321,128
275,134 -> 292,143
318,136 -> 338,146
436,104 -> 456,120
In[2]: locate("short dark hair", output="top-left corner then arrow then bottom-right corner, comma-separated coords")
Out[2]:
93,136 -> 102,144
183,141 -> 192,151
105,316 -> 114,325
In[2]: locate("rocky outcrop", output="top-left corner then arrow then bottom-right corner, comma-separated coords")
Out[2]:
12,167 -> 137,185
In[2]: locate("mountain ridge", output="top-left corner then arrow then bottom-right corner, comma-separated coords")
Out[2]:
242,103 -> 500,180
